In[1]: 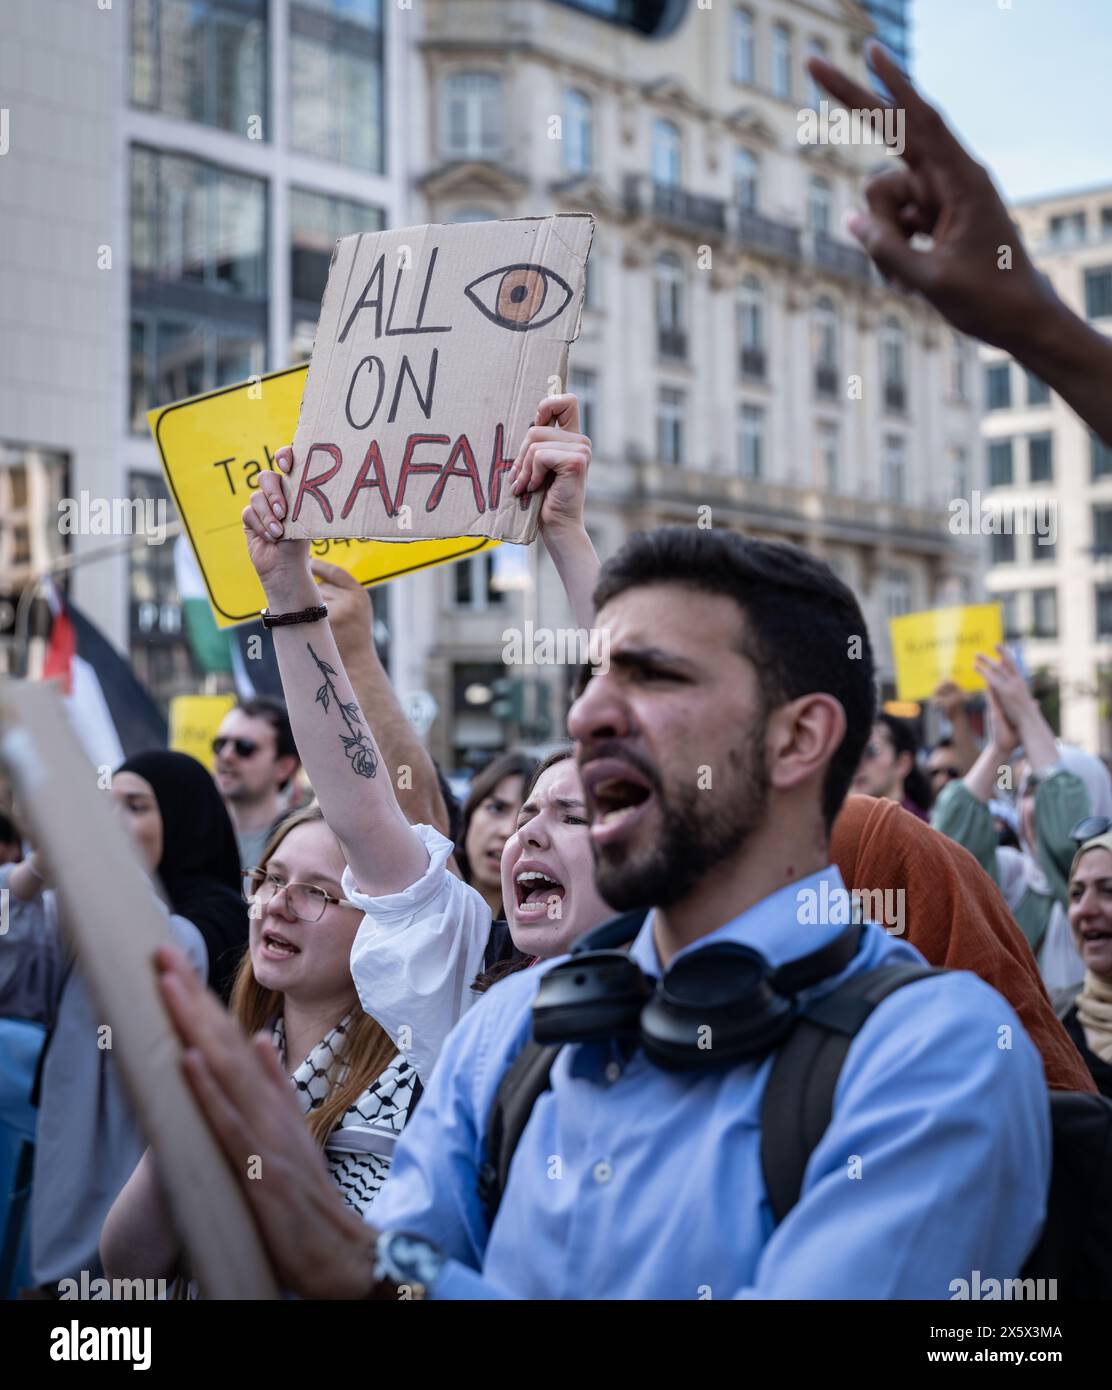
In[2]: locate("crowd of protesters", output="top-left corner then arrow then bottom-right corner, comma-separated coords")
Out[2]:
4,41 -> 1112,1300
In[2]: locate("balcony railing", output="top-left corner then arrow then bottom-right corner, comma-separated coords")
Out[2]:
735,208 -> 802,263
813,231 -> 873,283
624,174 -> 727,235
740,346 -> 766,379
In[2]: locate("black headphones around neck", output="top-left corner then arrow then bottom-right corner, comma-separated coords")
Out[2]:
531,909 -> 863,1072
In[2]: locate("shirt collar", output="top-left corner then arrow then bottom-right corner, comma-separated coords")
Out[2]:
627,864 -> 851,980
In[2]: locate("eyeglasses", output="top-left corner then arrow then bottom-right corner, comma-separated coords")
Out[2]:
242,868 -> 359,923
213,736 -> 261,759
1070,816 -> 1112,844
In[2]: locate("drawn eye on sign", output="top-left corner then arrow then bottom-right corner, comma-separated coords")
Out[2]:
463,262 -> 574,332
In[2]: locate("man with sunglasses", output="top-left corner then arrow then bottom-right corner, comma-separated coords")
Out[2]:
212,698 -> 301,870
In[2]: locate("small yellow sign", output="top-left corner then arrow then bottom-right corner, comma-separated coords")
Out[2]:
169,694 -> 237,771
148,366 -> 497,628
889,604 -> 1004,703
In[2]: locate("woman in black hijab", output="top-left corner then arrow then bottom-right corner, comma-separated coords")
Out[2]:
115,750 -> 247,997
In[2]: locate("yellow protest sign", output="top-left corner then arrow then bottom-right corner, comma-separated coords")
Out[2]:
148,366 -> 497,628
889,604 -> 1004,702
169,694 -> 237,770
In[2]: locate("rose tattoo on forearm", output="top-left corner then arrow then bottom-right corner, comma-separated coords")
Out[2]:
308,643 -> 378,779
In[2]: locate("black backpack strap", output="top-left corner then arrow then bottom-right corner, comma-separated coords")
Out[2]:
761,962 -> 941,1227
477,1039 -> 562,1225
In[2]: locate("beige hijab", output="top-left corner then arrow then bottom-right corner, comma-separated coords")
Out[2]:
1069,835 -> 1112,1063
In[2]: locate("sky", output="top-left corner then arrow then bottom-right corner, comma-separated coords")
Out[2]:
911,0 -> 1112,202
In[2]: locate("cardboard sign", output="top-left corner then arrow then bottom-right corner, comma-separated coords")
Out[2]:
170,694 -> 236,770
284,215 -> 594,546
148,366 -> 498,628
0,679 -> 278,1298
889,603 -> 1004,702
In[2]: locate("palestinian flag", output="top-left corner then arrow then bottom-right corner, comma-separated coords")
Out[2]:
42,580 -> 167,768
174,537 -> 233,675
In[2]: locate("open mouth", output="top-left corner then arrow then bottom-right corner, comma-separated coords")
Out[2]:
582,758 -> 655,845
262,930 -> 300,958
515,869 -> 566,910
1081,927 -> 1112,944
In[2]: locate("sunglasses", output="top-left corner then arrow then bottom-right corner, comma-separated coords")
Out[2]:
213,736 -> 260,759
1070,816 -> 1112,843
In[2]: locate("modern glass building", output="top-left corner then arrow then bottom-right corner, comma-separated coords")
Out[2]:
859,0 -> 911,70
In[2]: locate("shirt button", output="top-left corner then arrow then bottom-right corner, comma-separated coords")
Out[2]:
604,1061 -> 622,1083
593,1160 -> 613,1184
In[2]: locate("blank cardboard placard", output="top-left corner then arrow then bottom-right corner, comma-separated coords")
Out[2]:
148,365 -> 498,628
284,215 -> 594,546
0,679 -> 278,1300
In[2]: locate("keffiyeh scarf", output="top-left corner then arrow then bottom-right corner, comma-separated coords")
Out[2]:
272,1012 -> 421,1214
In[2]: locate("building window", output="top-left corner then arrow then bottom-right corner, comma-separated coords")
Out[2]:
733,7 -> 755,84
1032,534 -> 1056,563
1028,433 -> 1053,484
808,175 -> 832,235
129,146 -> 267,430
984,361 -> 1012,410
948,333 -> 968,401
991,525 -> 1016,566
651,118 -> 682,187
812,295 -> 839,397
290,188 -> 383,345
450,207 -> 497,224
655,252 -> 686,359
805,37 -> 828,110
563,89 -> 593,174
1092,432 -> 1112,480
949,444 -> 969,500
999,592 -> 1021,640
884,569 -> 912,619
1094,505 -> 1112,557
290,0 -> 384,171
568,367 -> 597,442
1085,267 -> 1112,320
1026,371 -> 1051,406
738,275 -> 765,378
735,148 -> 759,213
454,553 -> 505,610
583,255 -> 601,311
1032,588 -> 1058,639
1097,585 -> 1112,638
128,471 -> 197,704
657,388 -> 686,465
1048,211 -> 1086,249
738,403 -> 765,478
0,444 -> 69,592
129,0 -> 267,137
881,316 -> 906,413
816,419 -> 839,492
882,435 -> 906,503
987,440 -> 1014,487
772,22 -> 792,99
441,70 -> 503,159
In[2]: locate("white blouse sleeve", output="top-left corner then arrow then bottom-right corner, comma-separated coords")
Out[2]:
343,823 -> 493,1084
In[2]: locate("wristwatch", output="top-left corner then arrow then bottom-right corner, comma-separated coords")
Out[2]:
371,1230 -> 447,1300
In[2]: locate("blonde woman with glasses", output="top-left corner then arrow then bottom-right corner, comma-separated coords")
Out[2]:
101,806 -> 414,1289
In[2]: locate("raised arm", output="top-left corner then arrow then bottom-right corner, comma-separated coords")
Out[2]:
309,559 -> 452,840
100,1149 -> 182,1285
510,392 -> 601,631
810,42 -> 1112,446
243,459 -> 428,896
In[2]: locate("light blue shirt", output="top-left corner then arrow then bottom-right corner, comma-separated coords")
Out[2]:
370,865 -> 1051,1299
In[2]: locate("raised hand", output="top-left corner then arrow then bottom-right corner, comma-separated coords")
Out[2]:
509,393 -> 592,539
311,559 -> 374,659
242,448 -> 313,605
807,42 -> 1059,352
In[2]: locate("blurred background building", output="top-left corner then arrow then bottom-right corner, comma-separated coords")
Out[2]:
982,182 -> 1112,752
1,0 -> 984,772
